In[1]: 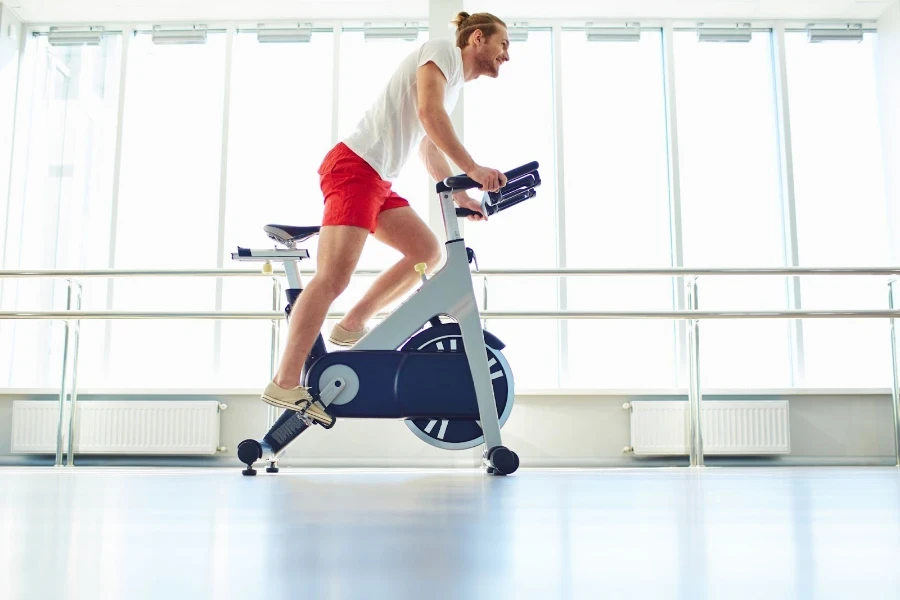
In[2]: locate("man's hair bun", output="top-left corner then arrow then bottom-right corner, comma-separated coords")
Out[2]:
452,11 -> 471,29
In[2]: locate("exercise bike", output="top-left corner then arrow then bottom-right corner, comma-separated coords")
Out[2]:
234,161 -> 541,476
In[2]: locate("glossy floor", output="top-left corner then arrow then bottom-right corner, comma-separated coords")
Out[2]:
1,466 -> 899,599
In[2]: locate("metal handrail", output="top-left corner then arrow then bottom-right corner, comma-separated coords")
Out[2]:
3,266 -> 900,278
2,309 -> 900,320
1,269 -> 897,472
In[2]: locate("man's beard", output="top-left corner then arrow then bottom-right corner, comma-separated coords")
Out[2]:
475,49 -> 498,76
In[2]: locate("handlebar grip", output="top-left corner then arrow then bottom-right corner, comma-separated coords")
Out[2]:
439,161 -> 540,193
455,207 -> 482,217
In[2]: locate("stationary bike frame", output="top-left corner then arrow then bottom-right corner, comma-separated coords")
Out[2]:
235,161 -> 540,472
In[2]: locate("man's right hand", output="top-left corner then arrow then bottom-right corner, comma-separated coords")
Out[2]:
466,165 -> 507,192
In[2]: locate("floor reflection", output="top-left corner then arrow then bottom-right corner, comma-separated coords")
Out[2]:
0,467 -> 898,600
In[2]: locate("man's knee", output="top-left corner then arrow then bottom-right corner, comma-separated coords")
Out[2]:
407,236 -> 442,271
311,266 -> 355,299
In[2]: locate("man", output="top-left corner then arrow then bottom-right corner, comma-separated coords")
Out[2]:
260,12 -> 511,419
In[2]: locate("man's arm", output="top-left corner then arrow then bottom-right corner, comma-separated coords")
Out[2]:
418,136 -> 466,201
419,136 -> 487,220
416,61 -> 505,191
416,62 -> 475,173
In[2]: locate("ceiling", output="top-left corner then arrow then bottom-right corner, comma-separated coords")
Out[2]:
5,0 -> 897,24
5,0 -> 428,23
480,0 -> 897,21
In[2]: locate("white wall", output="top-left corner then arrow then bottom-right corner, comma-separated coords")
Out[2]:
1,392 -> 895,466
152,393 -> 900,465
878,1 -> 900,264
0,3 -> 22,267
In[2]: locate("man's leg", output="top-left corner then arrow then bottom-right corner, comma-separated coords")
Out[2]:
261,224 -> 368,414
274,224 -> 368,386
338,206 -> 442,332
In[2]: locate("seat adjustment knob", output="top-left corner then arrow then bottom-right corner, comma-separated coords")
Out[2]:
415,262 -> 427,283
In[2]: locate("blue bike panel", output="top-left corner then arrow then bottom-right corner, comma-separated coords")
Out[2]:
306,351 -> 482,419
401,324 -> 511,446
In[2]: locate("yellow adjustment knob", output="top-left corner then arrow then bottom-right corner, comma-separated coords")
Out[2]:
262,260 -> 273,275
415,262 -> 427,276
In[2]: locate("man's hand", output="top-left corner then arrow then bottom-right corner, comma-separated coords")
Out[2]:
466,165 -> 507,192
455,193 -> 488,222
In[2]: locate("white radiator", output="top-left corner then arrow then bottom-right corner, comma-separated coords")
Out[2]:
11,401 -> 222,455
628,400 -> 790,456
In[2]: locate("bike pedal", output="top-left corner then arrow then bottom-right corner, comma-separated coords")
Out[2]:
298,399 -> 335,429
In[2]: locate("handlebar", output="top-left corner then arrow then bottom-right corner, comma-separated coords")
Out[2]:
439,161 -> 539,193
438,161 -> 541,218
455,188 -> 538,218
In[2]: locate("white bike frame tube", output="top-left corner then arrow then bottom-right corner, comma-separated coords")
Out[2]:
353,192 -> 473,350
351,191 -> 504,451
353,242 -> 471,349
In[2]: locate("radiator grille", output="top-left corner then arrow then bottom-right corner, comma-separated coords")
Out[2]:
629,400 -> 790,456
11,401 -> 221,455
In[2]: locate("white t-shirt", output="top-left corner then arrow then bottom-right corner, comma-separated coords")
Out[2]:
342,38 -> 464,181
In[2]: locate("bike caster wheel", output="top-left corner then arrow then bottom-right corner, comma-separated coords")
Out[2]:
237,439 -> 263,476
486,446 -> 519,476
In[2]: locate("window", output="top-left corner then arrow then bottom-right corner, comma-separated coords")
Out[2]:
561,28 -> 676,389
675,30 -> 792,388
224,31 -> 334,260
336,29 -> 430,260
785,31 -> 892,387
219,31 -> 335,387
327,30 -> 431,330
108,32 -> 226,387
464,29 -> 559,389
3,23 -> 892,394
0,33 -> 122,388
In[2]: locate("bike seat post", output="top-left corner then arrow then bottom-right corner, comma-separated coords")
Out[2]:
283,256 -> 303,290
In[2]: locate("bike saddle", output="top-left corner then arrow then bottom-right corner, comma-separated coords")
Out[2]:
264,224 -> 321,245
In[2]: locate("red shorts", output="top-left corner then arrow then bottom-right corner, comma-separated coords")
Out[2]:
318,142 -> 410,233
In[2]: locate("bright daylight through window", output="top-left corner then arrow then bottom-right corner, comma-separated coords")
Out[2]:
785,31 -> 892,388
464,28 -> 559,389
219,31 -> 334,387
561,28 -> 676,389
327,30 -> 433,339
0,33 -> 122,388
109,32 -> 226,388
675,29 -> 792,388
0,21 -> 894,393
